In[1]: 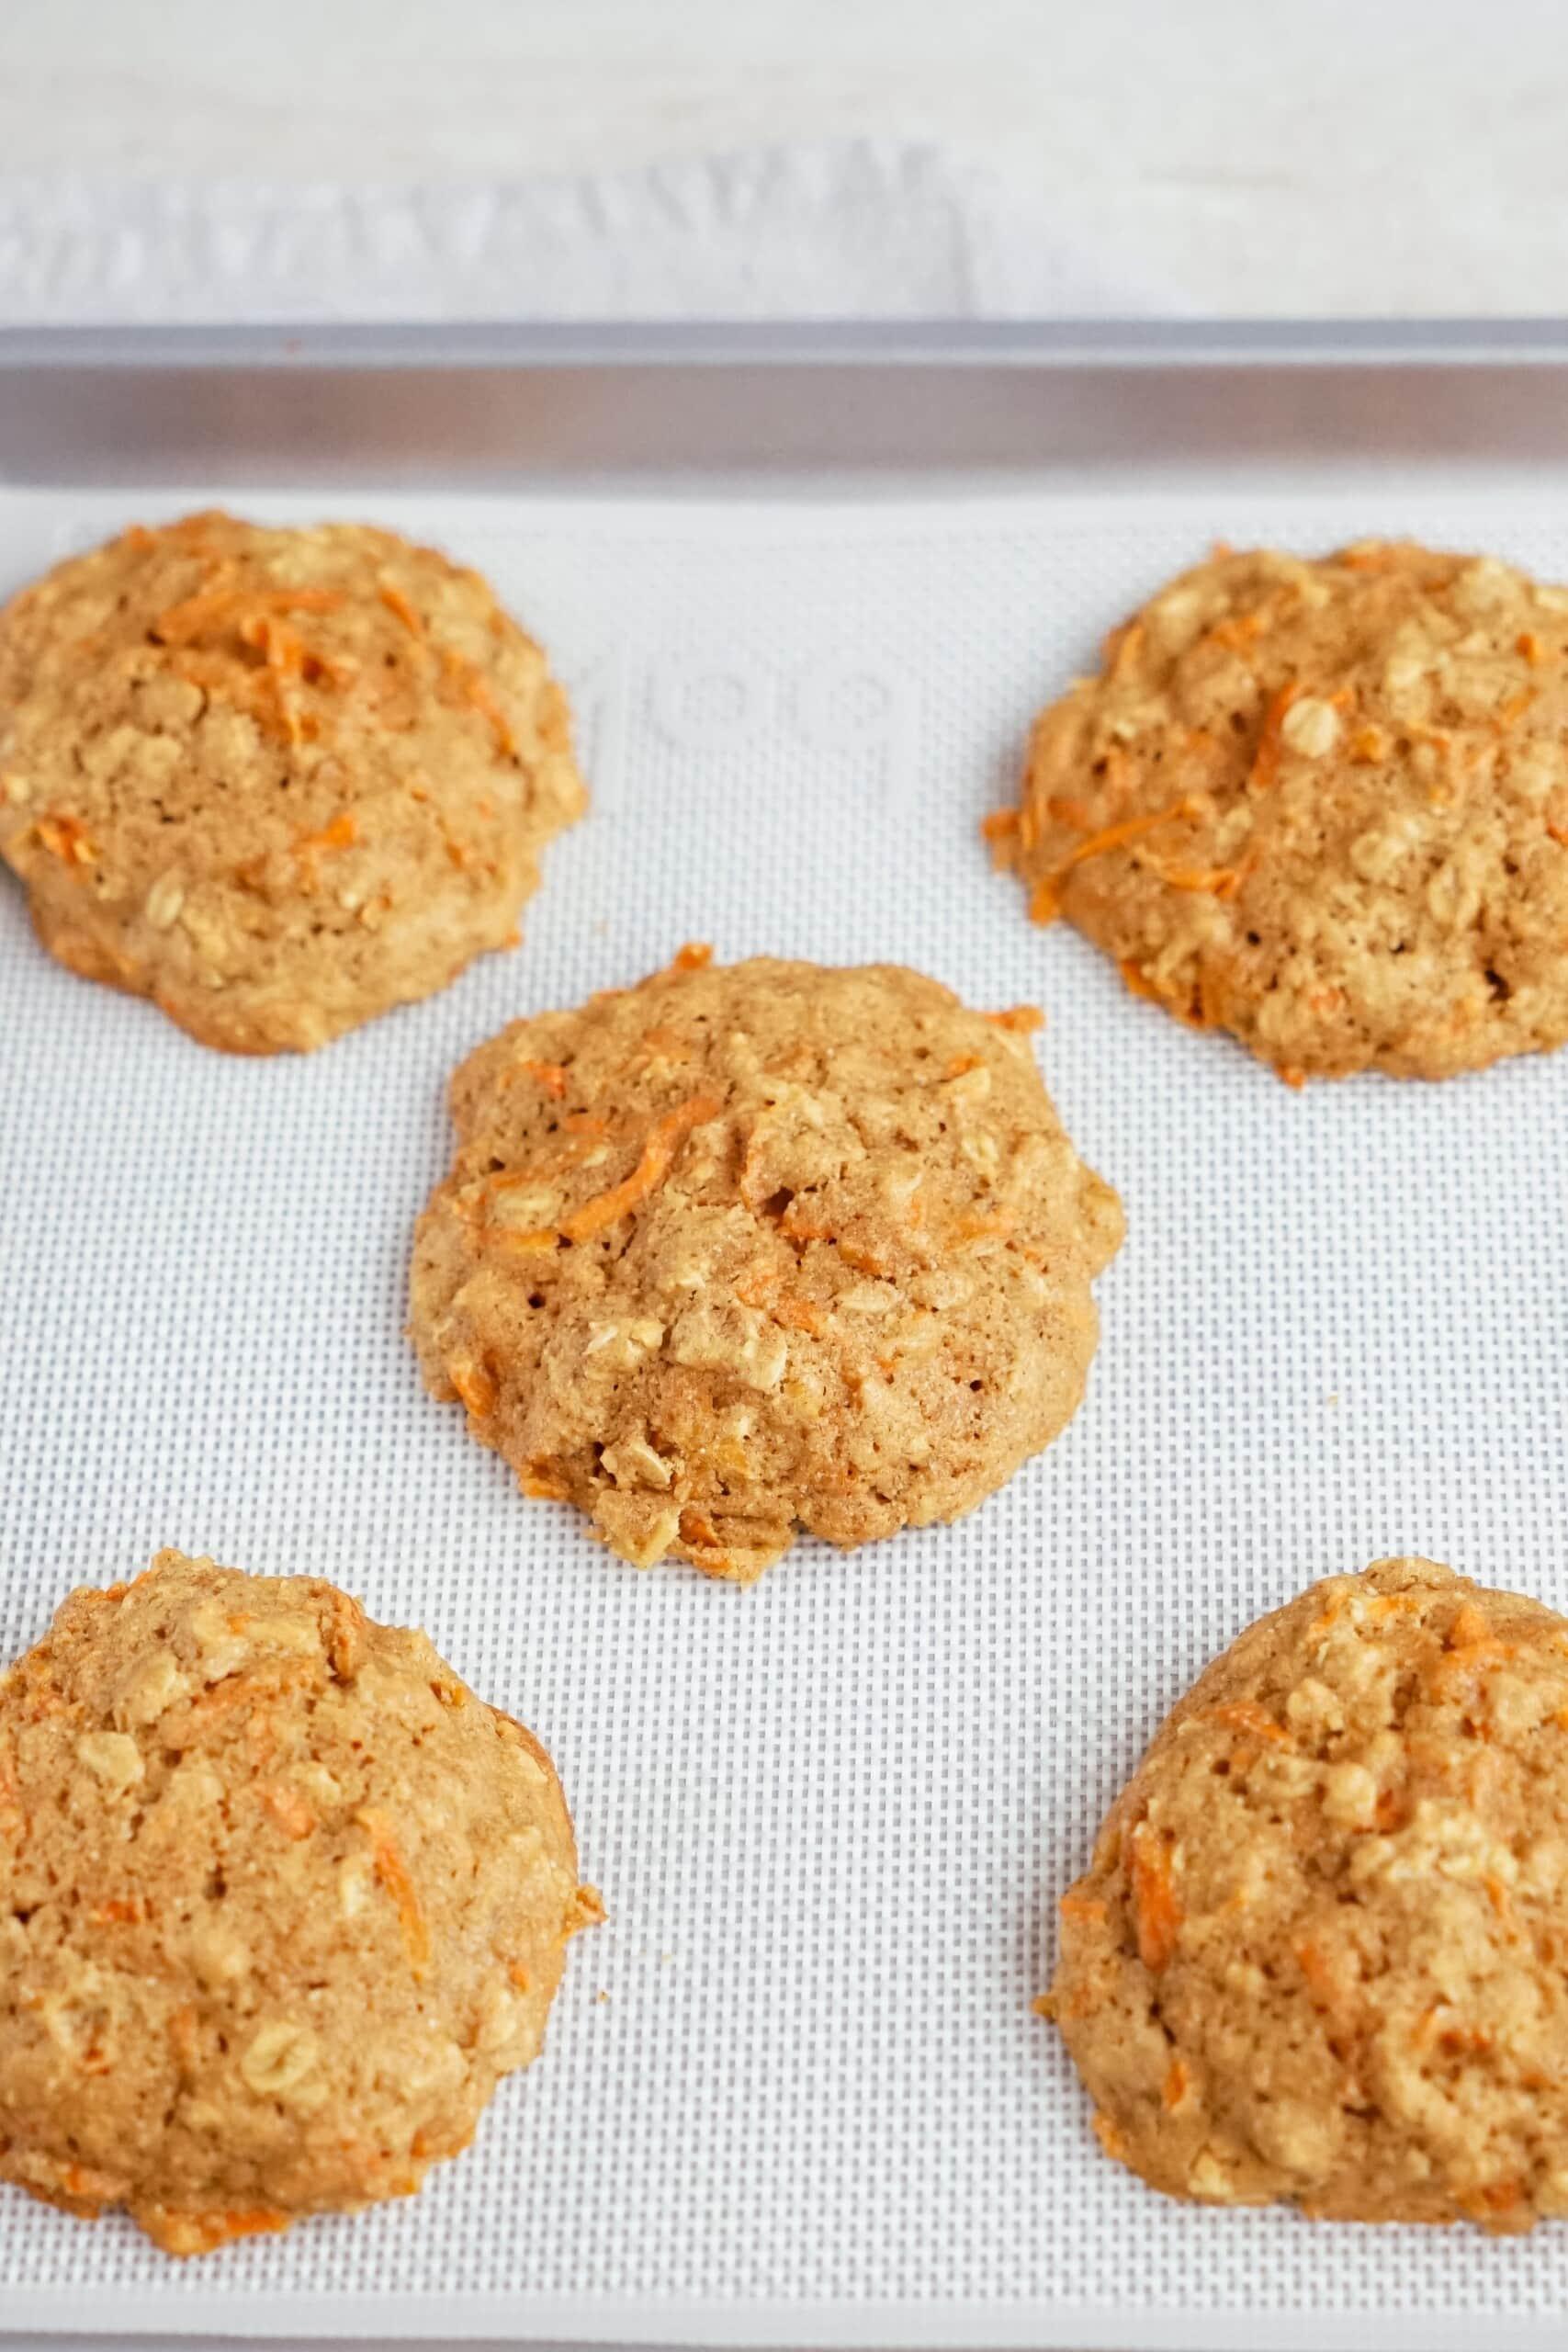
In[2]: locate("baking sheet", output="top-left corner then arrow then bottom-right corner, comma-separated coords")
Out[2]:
1,481 -> 1566,2349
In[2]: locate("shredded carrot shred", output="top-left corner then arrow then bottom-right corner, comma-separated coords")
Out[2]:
356,1807 -> 431,1979
0,1730 -> 21,1837
1517,629 -> 1545,665
509,1960 -> 532,1992
1030,796 -> 1201,924
1247,682 -> 1303,793
441,644 -> 517,758
294,810 -> 357,859
1158,863 -> 1245,898
239,610 -> 354,690
1449,1602 -> 1494,1651
945,1052 -> 983,1078
953,1211 -> 1012,1242
984,1004 -> 1044,1034
1058,1890 -> 1108,1928
89,1895 -> 146,1926
523,1460 -> 572,1500
780,1207 -> 835,1245
773,1296 -> 829,1338
1161,2058 -> 1190,2110
450,1358 -> 498,1419
560,1094 -> 718,1243
152,580 -> 341,647
1108,620 -> 1145,679
1276,1064 -> 1307,1091
981,808 -> 1020,842
326,1589 -> 366,1682
1293,1938 -> 1340,2008
378,578 -> 426,639
672,941 -> 714,971
1205,611 -> 1266,657
1119,959 -> 1163,1005
1128,1822 -> 1181,1973
36,812 -> 97,866
679,1507 -> 723,1550
521,1059 -> 569,1098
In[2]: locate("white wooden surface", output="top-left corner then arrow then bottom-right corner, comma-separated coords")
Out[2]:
4,0 -> 1567,315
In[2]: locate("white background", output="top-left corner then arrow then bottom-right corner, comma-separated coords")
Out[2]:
4,0 -> 1568,315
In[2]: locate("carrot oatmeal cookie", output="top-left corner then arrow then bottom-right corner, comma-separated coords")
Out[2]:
411,950 -> 1122,1582
997,542 -> 1568,1080
0,1549 -> 599,2255
0,511 -> 585,1051
1046,1556 -> 1568,2229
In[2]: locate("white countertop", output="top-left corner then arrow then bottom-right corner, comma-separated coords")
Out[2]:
4,0 -> 1566,316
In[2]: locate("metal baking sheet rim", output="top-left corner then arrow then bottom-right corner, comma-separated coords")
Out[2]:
1,2287 -> 1554,2351
7,318 -> 1568,368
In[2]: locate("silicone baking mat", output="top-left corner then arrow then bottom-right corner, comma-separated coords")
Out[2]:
2,485 -> 1566,2348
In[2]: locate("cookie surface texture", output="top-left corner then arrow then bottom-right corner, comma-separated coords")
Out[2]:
412,954 -> 1123,1581
0,511 -> 586,1051
0,1549 -> 596,2254
1005,542 -> 1568,1080
1049,1555 -> 1568,2229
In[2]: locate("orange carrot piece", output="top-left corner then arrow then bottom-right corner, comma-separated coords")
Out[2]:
1161,2058 -> 1190,2110
450,1359 -> 498,1419
561,1095 -> 719,1243
1128,1822 -> 1182,1973
35,812 -> 97,866
773,1296 -> 829,1338
356,1807 -> 431,1979
294,810 -> 357,859
1247,683 -> 1302,793
378,578 -> 426,639
672,941 -> 714,971
1030,797 -> 1200,924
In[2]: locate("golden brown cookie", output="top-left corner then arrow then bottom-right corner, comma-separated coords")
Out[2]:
411,950 -> 1122,1582
0,1549 -> 599,2256
998,542 -> 1568,1081
1046,1556 -> 1568,2230
0,512 -> 585,1052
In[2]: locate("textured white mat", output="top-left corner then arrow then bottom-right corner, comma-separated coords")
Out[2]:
1,486 -> 1566,2346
